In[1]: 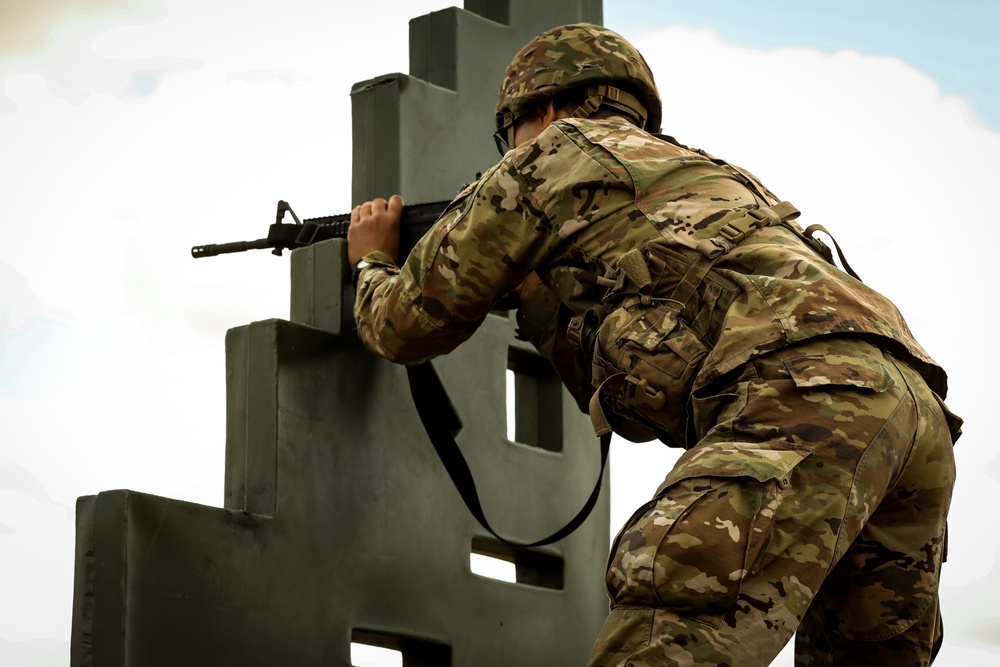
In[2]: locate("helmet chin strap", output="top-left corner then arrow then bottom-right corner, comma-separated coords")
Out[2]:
569,84 -> 650,130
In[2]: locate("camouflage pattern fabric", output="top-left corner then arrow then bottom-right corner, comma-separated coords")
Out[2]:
353,115 -> 943,399
590,336 -> 957,666
352,114 -> 960,665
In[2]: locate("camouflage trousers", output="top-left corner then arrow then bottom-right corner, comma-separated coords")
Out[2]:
587,336 -> 958,667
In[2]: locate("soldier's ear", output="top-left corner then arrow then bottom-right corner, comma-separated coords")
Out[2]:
541,99 -> 558,124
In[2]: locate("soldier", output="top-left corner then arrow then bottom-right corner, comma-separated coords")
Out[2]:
347,23 -> 960,667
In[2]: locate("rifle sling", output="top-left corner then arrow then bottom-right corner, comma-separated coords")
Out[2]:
406,363 -> 609,548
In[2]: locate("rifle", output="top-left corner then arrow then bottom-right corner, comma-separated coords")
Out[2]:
191,197 -> 602,547
191,199 -> 450,259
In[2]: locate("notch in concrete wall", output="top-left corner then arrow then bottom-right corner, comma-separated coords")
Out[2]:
464,0 -> 509,26
351,628 -> 451,667
470,536 -> 564,590
506,347 -> 563,452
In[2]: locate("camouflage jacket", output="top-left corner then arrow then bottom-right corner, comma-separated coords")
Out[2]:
354,116 -> 946,443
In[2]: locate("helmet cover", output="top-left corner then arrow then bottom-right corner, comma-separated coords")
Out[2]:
496,23 -> 662,133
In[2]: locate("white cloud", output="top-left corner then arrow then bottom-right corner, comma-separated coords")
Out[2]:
0,491 -> 75,641
225,68 -> 312,86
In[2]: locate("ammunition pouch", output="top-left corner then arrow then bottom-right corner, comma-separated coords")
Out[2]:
586,297 -> 708,446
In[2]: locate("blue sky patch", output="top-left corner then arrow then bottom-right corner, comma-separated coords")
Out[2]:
606,0 -> 999,131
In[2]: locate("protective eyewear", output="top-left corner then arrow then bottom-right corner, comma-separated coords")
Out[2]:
493,111 -> 518,156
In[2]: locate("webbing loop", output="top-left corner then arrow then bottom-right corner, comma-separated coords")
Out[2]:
694,202 -> 799,259
588,372 -> 666,444
803,224 -> 862,281
566,305 -> 606,354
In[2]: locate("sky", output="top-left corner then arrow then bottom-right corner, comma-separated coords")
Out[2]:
1,1 -> 998,666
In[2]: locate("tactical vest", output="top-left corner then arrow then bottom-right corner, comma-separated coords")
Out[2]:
567,143 -> 944,448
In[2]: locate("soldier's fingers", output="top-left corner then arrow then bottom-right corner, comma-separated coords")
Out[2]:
350,205 -> 360,224
371,197 -> 388,211
387,194 -> 404,216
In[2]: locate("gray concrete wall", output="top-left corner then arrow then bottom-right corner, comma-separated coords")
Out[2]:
71,3 -> 609,665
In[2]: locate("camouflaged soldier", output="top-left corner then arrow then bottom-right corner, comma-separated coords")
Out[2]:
347,23 -> 960,667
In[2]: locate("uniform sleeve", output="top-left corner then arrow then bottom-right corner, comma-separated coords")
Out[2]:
353,122 -> 617,365
514,281 -> 594,413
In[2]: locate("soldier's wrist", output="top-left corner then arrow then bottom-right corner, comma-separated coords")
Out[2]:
351,251 -> 396,288
514,282 -> 559,342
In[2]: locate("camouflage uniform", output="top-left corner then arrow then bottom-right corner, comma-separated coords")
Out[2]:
353,35 -> 960,667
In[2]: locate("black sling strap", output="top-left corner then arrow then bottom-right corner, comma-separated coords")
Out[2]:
406,363 -> 610,548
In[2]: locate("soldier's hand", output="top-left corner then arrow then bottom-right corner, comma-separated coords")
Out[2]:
491,273 -> 540,311
514,271 -> 542,305
347,195 -> 403,265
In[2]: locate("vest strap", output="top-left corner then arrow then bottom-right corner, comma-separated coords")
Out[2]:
695,201 -> 800,259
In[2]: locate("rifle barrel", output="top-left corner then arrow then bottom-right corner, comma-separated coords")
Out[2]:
191,238 -> 272,258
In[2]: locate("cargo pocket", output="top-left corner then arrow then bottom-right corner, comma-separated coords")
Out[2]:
780,353 -> 895,392
606,443 -> 811,625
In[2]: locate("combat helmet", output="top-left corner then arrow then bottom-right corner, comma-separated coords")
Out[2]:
494,23 -> 661,154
